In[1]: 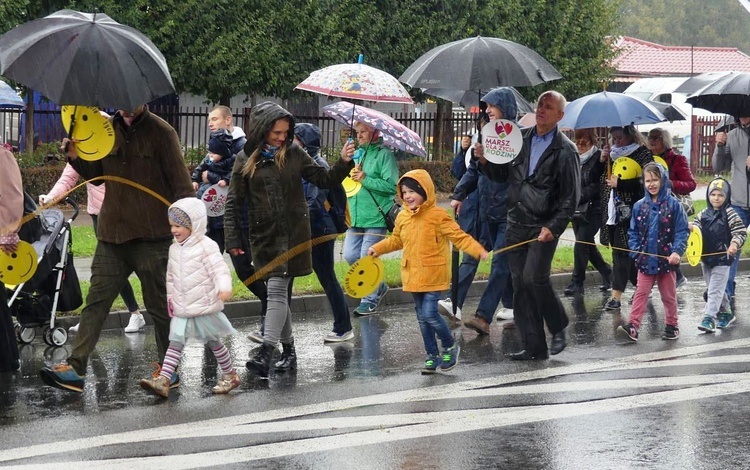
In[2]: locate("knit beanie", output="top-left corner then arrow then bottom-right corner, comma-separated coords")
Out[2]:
400,177 -> 427,201
168,206 -> 192,231
708,178 -> 729,200
207,129 -> 233,160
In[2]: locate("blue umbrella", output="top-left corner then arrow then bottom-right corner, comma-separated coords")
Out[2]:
559,91 -> 665,129
0,80 -> 23,107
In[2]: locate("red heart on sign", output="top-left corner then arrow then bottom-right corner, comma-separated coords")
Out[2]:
495,122 -> 504,135
504,122 -> 513,135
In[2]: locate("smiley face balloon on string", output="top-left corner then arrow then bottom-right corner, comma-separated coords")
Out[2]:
0,241 -> 38,286
61,106 -> 115,161
343,255 -> 384,298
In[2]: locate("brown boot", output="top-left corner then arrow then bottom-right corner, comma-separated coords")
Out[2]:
463,315 -> 490,335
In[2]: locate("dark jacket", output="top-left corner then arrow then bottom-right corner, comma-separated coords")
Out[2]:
452,153 -> 509,223
451,144 -> 479,236
297,124 -> 339,237
69,107 -> 194,243
223,102 -> 353,279
599,145 -> 653,246
578,149 -> 605,217
482,126 -> 580,237
627,165 -> 688,275
693,178 -> 748,267
191,153 -> 236,186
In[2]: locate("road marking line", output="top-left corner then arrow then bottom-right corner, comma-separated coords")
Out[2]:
3,338 -> 750,463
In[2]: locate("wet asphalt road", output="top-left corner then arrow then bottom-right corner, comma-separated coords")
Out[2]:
3,275 -> 750,469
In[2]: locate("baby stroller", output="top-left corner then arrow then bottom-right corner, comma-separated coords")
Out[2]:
7,194 -> 81,347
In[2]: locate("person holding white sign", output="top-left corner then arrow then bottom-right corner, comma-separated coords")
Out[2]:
476,91 -> 580,360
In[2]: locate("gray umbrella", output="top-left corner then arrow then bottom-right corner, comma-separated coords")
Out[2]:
421,87 -> 535,119
647,100 -> 688,122
686,71 -> 750,118
400,36 -> 562,90
0,9 -> 175,111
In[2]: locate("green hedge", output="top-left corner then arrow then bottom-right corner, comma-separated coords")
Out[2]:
19,156 -> 455,207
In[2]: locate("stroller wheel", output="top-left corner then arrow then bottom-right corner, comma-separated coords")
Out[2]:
49,327 -> 68,347
17,326 -> 35,344
42,327 -> 53,346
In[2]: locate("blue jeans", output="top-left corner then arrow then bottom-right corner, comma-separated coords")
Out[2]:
312,237 -> 352,334
454,218 -> 513,322
727,204 -> 750,298
343,227 -> 388,305
413,291 -> 454,357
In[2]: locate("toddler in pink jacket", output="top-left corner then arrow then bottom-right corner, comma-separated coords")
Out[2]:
139,197 -> 240,397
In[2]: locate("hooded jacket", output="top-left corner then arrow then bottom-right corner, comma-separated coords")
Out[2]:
166,198 -> 232,318
450,88 -> 515,224
627,165 -> 689,275
692,178 -> 747,267
371,169 -> 485,292
223,102 -> 353,279
69,107 -> 195,244
297,123 -> 340,236
482,126 -> 580,237
713,124 -> 750,208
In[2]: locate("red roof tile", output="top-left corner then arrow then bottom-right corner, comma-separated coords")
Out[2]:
612,36 -> 750,78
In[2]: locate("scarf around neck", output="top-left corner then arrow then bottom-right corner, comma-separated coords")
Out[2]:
579,145 -> 598,165
610,142 -> 640,159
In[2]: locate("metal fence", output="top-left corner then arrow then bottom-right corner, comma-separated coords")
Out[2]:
0,105 -> 477,162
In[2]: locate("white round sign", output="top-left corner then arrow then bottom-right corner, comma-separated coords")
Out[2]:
480,119 -> 522,164
465,133 -> 481,168
201,184 -> 229,217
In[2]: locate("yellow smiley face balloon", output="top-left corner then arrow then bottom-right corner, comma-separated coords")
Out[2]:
0,241 -> 38,286
686,226 -> 703,267
612,157 -> 642,180
653,155 -> 669,171
342,176 -> 362,197
343,255 -> 384,298
61,105 -> 115,161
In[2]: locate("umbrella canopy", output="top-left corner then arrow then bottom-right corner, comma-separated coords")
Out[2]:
399,36 -> 562,91
0,9 -> 175,110
647,100 -> 689,122
715,114 -> 736,133
686,71 -> 750,117
322,101 -> 426,157
674,71 -> 733,95
296,63 -> 412,104
558,91 -> 666,129
0,81 -> 23,107
421,87 -> 534,119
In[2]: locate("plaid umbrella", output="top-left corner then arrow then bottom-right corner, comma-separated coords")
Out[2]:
296,62 -> 412,104
322,101 -> 426,158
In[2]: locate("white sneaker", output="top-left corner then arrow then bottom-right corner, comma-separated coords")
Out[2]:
324,330 -> 354,343
68,322 -> 79,333
437,299 -> 462,321
124,313 -> 146,333
495,307 -> 514,321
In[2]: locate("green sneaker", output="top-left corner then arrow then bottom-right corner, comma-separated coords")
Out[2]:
698,316 -> 716,333
421,356 -> 441,375
717,311 -> 736,329
440,344 -> 460,372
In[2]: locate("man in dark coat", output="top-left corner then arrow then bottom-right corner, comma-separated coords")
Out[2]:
477,91 -> 580,360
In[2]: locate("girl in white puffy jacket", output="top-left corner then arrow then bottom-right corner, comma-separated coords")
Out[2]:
139,197 -> 240,397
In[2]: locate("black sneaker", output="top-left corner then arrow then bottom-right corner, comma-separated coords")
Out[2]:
662,325 -> 680,340
617,323 -> 638,342
563,282 -> 583,296
604,297 -> 621,311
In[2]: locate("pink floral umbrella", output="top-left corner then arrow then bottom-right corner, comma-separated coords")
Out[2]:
323,101 -> 426,157
296,61 -> 412,104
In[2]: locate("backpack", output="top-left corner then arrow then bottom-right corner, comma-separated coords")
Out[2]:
324,183 -> 350,234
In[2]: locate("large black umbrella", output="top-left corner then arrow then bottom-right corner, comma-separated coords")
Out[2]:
686,71 -> 750,117
0,9 -> 175,110
399,36 -> 562,90
421,87 -> 535,119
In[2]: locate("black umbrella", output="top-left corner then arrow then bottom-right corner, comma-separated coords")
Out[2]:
715,114 -> 736,134
647,100 -> 689,122
421,87 -> 535,119
399,36 -> 562,90
674,71 -> 732,95
686,71 -> 750,117
0,9 -> 175,111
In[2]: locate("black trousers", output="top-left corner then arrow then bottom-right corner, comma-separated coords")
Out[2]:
571,215 -> 611,285
0,286 -> 20,372
607,225 -> 637,292
506,225 -> 569,354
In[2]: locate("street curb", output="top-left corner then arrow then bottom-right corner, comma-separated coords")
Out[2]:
56,260 -> 748,332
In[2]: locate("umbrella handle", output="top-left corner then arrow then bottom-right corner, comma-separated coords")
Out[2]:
64,105 -> 77,154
